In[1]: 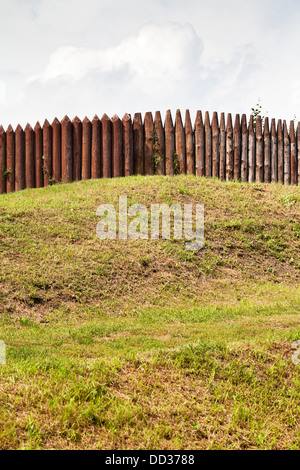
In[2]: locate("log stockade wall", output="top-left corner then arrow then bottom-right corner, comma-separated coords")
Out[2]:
0,109 -> 299,194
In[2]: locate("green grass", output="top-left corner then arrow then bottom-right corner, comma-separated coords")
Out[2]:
0,175 -> 299,449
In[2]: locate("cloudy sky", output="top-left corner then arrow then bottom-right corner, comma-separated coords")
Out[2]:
0,0 -> 299,129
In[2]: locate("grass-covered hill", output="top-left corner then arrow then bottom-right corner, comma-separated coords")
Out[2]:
0,175 -> 299,449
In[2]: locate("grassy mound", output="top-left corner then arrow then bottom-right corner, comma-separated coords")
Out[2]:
0,175 -> 299,449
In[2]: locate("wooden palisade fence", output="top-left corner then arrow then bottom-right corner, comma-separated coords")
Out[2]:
0,109 -> 299,194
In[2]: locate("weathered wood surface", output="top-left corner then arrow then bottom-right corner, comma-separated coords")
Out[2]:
1,109 -> 299,194
219,112 -> 226,181
264,117 -> 270,183
154,111 -> 165,175
144,112 -> 154,175
175,109 -> 186,174
25,123 -> 35,189
165,110 -> 175,176
185,110 -> 194,175
122,113 -> 133,177
226,113 -> 233,181
91,115 -> 101,179
212,112 -> 219,179
61,115 -> 72,183
248,115 -> 255,183
241,114 -> 248,182
271,119 -> 278,182
194,110 -> 205,177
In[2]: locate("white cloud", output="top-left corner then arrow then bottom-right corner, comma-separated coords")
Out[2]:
29,22 -> 203,89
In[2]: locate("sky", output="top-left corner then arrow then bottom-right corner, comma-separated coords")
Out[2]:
0,0 -> 300,129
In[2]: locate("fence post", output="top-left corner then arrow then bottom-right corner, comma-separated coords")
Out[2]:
91,115 -> 101,179
154,111 -> 165,175
101,114 -> 112,178
15,124 -> 25,191
205,111 -> 212,177
61,115 -> 72,183
34,122 -> 43,188
52,117 -> 61,184
184,110 -> 194,175
175,109 -> 186,174
194,110 -> 205,177
271,119 -> 277,182
6,125 -> 14,193
122,113 -> 133,177
277,119 -> 283,183
133,113 -> 144,175
82,116 -> 92,180
226,113 -> 233,181
165,110 -> 175,176
25,123 -> 35,189
219,112 -> 226,181
255,116 -> 263,183
264,117 -> 271,183
43,120 -> 52,186
289,121 -> 296,185
144,112 -> 154,175
241,114 -> 248,182
0,126 -> 6,194
283,120 -> 290,185
248,115 -> 255,183
212,111 -> 219,179
72,116 -> 82,181
234,114 -> 241,180
112,114 -> 123,177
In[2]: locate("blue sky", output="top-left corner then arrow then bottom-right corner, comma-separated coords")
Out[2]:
0,0 -> 299,128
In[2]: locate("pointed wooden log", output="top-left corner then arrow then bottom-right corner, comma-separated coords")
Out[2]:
72,116 -> 82,181
219,112 -> 226,181
144,112 -> 154,175
122,113 -> 133,177
277,119 -> 284,183
111,114 -> 123,177
194,110 -> 205,177
52,117 -> 61,184
165,110 -> 174,176
212,111 -> 219,178
6,125 -> 14,193
61,115 -> 72,183
271,119 -> 277,182
25,123 -> 35,189
233,114 -> 241,180
0,126 -> 6,193
289,121 -> 296,185
154,111 -> 165,175
205,111 -> 212,177
263,117 -> 271,183
82,116 -> 91,180
34,122 -> 43,188
42,119 -> 52,186
241,114 -> 248,182
175,109 -> 186,174
248,115 -> 255,183
15,124 -> 25,191
255,116 -> 263,182
185,110 -> 194,175
226,113 -> 233,181
91,115 -> 101,179
283,120 -> 290,185
133,113 -> 144,175
101,114 -> 112,178
297,122 -> 300,185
